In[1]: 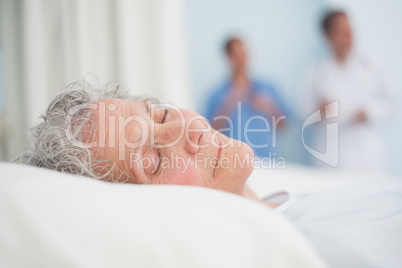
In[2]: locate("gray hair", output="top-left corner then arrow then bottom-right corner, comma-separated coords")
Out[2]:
16,80 -> 142,183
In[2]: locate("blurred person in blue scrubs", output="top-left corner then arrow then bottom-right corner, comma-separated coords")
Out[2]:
301,11 -> 393,172
204,37 -> 288,158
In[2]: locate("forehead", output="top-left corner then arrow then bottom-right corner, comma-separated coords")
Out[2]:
90,98 -> 150,145
230,41 -> 244,52
97,98 -> 147,116
333,14 -> 349,27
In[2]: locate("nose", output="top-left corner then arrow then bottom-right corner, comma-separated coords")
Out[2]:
184,115 -> 209,154
155,110 -> 209,155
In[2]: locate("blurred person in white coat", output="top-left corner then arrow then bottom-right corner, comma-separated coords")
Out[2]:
302,10 -> 393,172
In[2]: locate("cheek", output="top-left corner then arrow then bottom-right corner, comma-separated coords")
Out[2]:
167,163 -> 206,187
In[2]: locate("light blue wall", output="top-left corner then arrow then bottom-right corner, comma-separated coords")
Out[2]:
0,38 -> 4,112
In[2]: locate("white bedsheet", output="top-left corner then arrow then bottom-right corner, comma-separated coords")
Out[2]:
248,164 -> 384,197
284,180 -> 402,268
248,164 -> 402,268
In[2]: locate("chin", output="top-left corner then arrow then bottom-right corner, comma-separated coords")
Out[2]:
216,140 -> 254,194
236,141 -> 255,180
243,142 -> 254,158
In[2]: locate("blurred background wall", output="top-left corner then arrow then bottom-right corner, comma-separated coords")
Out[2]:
0,0 -> 401,175
0,0 -> 192,159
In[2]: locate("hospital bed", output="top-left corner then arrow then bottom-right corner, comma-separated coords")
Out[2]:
1,162 -> 401,267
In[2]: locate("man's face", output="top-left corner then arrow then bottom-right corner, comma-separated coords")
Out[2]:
86,99 -> 254,195
228,41 -> 247,71
327,15 -> 353,54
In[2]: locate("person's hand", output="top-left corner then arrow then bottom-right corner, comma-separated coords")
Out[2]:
219,85 -> 251,117
251,94 -> 285,129
211,86 -> 250,130
225,85 -> 250,107
253,94 -> 280,115
318,100 -> 331,116
352,110 -> 368,124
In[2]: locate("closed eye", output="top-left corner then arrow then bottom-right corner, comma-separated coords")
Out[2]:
153,150 -> 162,175
161,109 -> 168,124
152,108 -> 168,176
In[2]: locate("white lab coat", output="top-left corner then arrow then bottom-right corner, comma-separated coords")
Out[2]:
302,52 -> 392,172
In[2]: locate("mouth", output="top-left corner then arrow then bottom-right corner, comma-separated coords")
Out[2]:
213,138 -> 223,175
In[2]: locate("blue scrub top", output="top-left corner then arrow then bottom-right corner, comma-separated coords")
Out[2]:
204,79 -> 288,157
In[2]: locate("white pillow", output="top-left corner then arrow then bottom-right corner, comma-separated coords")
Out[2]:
0,163 -> 327,268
